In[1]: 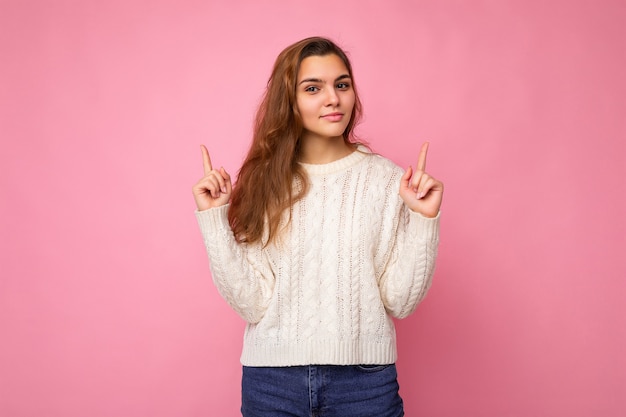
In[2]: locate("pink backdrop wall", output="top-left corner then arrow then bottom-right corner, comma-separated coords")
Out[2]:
1,1 -> 624,416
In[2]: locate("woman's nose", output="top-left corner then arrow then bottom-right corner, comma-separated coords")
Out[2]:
325,88 -> 339,106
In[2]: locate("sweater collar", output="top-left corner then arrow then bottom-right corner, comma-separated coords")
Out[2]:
299,145 -> 369,176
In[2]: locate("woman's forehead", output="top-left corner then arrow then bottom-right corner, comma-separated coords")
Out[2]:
298,54 -> 349,81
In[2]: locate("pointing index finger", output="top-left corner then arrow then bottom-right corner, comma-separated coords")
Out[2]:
201,145 -> 213,175
416,142 -> 429,172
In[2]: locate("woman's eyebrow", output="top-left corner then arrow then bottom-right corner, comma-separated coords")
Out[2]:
298,74 -> 351,85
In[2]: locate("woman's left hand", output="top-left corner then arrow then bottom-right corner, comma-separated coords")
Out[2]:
399,142 -> 444,218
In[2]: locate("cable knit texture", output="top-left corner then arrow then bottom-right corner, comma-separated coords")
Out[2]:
195,148 -> 440,366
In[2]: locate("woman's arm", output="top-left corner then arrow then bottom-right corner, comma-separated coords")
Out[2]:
196,206 -> 274,323
192,145 -> 275,323
377,143 -> 443,318
377,208 -> 440,319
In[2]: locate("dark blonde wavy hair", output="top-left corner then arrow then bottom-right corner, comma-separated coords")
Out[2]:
228,37 -> 363,245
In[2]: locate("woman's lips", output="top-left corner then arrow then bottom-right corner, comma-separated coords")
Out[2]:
321,112 -> 344,122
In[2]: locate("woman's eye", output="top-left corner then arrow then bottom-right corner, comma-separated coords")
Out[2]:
337,82 -> 350,90
305,86 -> 320,92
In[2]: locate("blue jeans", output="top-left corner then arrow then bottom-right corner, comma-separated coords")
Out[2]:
241,364 -> 404,417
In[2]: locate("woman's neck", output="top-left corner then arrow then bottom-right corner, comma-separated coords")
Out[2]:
299,135 -> 355,164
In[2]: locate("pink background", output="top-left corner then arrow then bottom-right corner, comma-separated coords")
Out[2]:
1,0 -> 625,416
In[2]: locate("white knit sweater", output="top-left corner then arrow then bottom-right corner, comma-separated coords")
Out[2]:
196,148 -> 440,366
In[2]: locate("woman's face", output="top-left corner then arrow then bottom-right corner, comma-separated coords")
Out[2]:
296,53 -> 355,142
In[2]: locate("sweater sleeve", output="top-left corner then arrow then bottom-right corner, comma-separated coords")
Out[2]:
377,201 -> 440,319
195,205 -> 275,323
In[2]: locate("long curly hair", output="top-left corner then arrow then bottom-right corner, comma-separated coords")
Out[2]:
228,37 -> 363,245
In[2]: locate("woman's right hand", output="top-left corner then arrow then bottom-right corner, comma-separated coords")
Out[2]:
192,145 -> 232,211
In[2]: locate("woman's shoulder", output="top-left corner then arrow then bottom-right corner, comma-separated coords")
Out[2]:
359,146 -> 404,178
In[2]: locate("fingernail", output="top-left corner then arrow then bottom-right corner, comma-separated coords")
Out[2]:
221,187 -> 227,193
416,192 -> 424,199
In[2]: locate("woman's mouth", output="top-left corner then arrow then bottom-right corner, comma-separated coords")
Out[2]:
321,112 -> 344,122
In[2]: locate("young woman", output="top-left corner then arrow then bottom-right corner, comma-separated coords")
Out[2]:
192,37 -> 443,417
